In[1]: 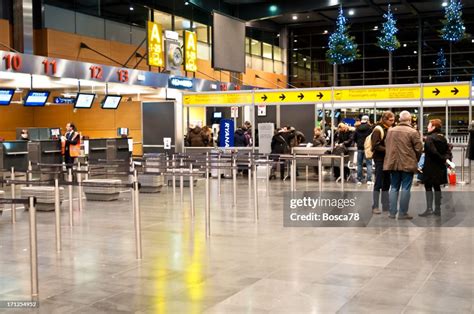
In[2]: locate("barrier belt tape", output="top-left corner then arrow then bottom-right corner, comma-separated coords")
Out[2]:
0,198 -> 36,205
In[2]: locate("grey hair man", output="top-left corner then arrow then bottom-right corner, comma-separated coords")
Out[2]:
383,111 -> 423,219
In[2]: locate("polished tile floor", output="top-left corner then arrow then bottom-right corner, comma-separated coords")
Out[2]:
0,174 -> 473,313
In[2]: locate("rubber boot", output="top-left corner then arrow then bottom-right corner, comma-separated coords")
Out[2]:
433,191 -> 442,216
419,191 -> 434,217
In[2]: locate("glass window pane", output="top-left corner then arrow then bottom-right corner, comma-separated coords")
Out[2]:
194,22 -> 208,43
197,41 -> 210,60
246,54 -> 252,68
251,55 -> 263,70
153,10 -> 172,30
175,16 -> 192,32
245,38 -> 250,54
274,46 -> 282,61
263,43 -> 272,59
263,59 -> 273,72
274,61 -> 283,74
251,40 -> 261,56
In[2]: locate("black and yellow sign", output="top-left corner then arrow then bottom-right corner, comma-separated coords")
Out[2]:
422,83 -> 470,99
184,31 -> 198,72
255,90 -> 331,104
183,93 -> 252,106
147,21 -> 164,67
334,86 -> 420,102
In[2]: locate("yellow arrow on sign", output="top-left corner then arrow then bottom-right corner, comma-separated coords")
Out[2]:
422,84 -> 470,99
255,90 -> 331,104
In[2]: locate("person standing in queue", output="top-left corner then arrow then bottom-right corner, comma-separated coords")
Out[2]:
384,111 -> 423,219
371,111 -> 395,214
419,119 -> 450,217
353,115 -> 373,185
61,122 -> 80,168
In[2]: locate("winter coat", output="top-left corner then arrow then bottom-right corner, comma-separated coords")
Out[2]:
312,134 -> 326,147
353,123 -> 372,150
234,129 -> 249,147
468,129 -> 474,160
271,132 -> 291,154
187,127 -> 207,147
423,130 -> 449,186
371,123 -> 390,162
383,122 -> 423,173
335,130 -> 354,147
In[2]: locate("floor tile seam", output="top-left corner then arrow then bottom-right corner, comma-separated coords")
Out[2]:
71,288 -> 132,312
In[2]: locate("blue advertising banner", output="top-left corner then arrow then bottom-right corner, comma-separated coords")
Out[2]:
219,119 -> 234,147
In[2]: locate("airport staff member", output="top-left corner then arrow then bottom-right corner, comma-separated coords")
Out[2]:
61,122 -> 80,167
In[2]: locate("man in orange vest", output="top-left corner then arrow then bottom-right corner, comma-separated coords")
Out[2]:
61,122 -> 80,168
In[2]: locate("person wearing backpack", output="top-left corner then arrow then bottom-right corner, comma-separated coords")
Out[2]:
370,111 -> 395,214
353,115 -> 373,185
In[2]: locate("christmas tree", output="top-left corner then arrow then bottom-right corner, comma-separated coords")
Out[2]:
377,4 -> 400,52
435,48 -> 447,76
441,0 -> 465,42
326,6 -> 358,65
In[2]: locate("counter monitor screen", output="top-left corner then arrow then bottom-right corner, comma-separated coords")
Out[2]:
0,89 -> 15,106
213,112 -> 222,119
24,91 -> 50,107
74,93 -> 95,109
117,128 -> 129,136
50,128 -> 61,138
101,95 -> 122,109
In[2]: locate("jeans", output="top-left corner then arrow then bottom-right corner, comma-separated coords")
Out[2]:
372,159 -> 390,210
357,150 -> 372,182
389,171 -> 414,216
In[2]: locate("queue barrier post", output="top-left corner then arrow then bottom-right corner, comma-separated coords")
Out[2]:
205,153 -> 211,237
28,196 -> 39,299
77,162 -> 83,211
133,169 -> 143,259
232,154 -> 237,206
28,161 -> 33,187
54,178 -> 61,252
248,153 -> 252,191
10,167 -> 16,224
189,164 -> 195,218
217,153 -> 221,196
180,158 -> 184,201
340,154 -> 345,191
318,157 -> 323,192
265,156 -> 270,196
68,168 -> 73,226
172,155 -> 176,194
253,161 -> 258,222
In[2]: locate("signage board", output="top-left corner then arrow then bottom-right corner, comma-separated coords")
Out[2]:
168,77 -> 193,89
422,83 -> 470,99
163,137 -> 172,150
231,106 -> 239,118
183,92 -> 252,106
333,86 -> 421,102
255,90 -> 331,104
147,21 -> 164,67
184,31 -> 198,72
219,119 -> 235,147
257,105 -> 266,116
258,123 -> 274,154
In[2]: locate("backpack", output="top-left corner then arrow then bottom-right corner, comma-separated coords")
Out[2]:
364,125 -> 384,159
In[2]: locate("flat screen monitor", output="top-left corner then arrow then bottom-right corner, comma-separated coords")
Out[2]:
24,91 -> 50,107
213,112 -> 222,119
74,93 -> 95,109
50,128 -> 61,138
117,128 -> 129,136
101,95 -> 122,109
212,12 -> 245,73
0,89 -> 15,106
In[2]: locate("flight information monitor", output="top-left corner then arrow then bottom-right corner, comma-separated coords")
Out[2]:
101,95 -> 122,109
24,91 -> 50,107
74,93 -> 95,109
0,89 -> 15,106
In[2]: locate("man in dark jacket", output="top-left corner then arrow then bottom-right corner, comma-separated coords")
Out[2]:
186,126 -> 207,147
384,111 -> 423,219
271,127 -> 293,180
371,111 -> 395,214
353,115 -> 373,184
234,127 -> 249,147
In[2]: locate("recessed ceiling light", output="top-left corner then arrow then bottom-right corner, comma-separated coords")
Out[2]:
269,5 -> 277,12
294,48 -> 298,51
292,15 -> 298,20
374,26 -> 378,30
294,62 -> 298,64
348,9 -> 355,15
324,30 -> 328,34
403,43 -> 407,47
277,33 -> 280,37
472,39 -> 474,43
294,39 -> 297,42
129,6 -> 134,10
307,15 -> 310,19
414,50 -> 417,54
184,1 -> 190,5
442,2 -> 448,7
303,58 -> 307,61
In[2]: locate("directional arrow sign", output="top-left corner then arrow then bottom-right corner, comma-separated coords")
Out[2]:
423,83 -> 470,99
254,89 -> 331,104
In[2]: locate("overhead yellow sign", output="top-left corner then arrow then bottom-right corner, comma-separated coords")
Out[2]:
184,30 -> 197,72
183,93 -> 252,106
255,90 -> 331,104
147,21 -> 164,67
334,87 -> 420,102
422,83 -> 470,99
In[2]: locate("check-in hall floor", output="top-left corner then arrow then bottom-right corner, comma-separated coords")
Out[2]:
0,175 -> 473,314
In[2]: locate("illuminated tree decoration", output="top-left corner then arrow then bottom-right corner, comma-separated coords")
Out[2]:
377,4 -> 400,52
326,6 -> 358,65
440,0 -> 465,42
435,48 -> 447,76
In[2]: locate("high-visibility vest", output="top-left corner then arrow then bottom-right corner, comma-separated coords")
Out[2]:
61,132 -> 81,157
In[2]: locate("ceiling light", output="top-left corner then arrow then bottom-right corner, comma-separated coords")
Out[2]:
374,26 -> 378,30
442,2 -> 448,7
307,16 -> 310,19
294,62 -> 298,64
277,34 -> 280,37
303,58 -> 307,61
294,39 -> 297,42
292,15 -> 298,20
323,30 -> 328,34
414,50 -> 417,54
293,48 -> 298,51
403,43 -> 407,47
472,39 -> 474,43
348,9 -> 355,16
184,1 -> 190,5
129,6 -> 134,10
408,66 -> 411,70
269,5 -> 277,12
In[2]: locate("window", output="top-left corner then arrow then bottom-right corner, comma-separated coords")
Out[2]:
193,21 -> 208,43
251,39 -> 261,56
263,43 -> 272,59
153,10 -> 172,31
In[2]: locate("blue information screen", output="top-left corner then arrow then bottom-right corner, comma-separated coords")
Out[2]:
0,89 -> 15,106
24,91 -> 50,107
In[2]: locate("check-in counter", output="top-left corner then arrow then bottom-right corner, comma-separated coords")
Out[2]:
0,141 -> 29,172
88,138 -> 131,163
28,140 -> 62,165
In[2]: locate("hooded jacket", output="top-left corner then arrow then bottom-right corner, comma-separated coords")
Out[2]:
234,128 -> 249,147
353,123 -> 372,150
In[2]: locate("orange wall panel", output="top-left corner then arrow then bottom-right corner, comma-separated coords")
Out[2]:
0,104 -> 35,140
0,19 -> 11,51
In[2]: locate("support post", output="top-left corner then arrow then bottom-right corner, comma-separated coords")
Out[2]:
133,170 -> 142,259
77,162 -> 83,211
68,168 -> 73,226
340,155 -> 345,191
189,164 -> 194,218
28,197 -> 39,299
180,158 -> 184,201
232,154 -> 237,206
54,178 -> 61,252
253,162 -> 258,222
10,167 -> 16,223
205,153 -> 210,237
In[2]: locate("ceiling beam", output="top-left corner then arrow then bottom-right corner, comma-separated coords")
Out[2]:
364,0 -> 386,15
400,0 -> 419,15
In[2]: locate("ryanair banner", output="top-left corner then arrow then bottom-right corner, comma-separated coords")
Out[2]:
147,21 -> 164,67
184,30 -> 198,72
219,119 -> 234,147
